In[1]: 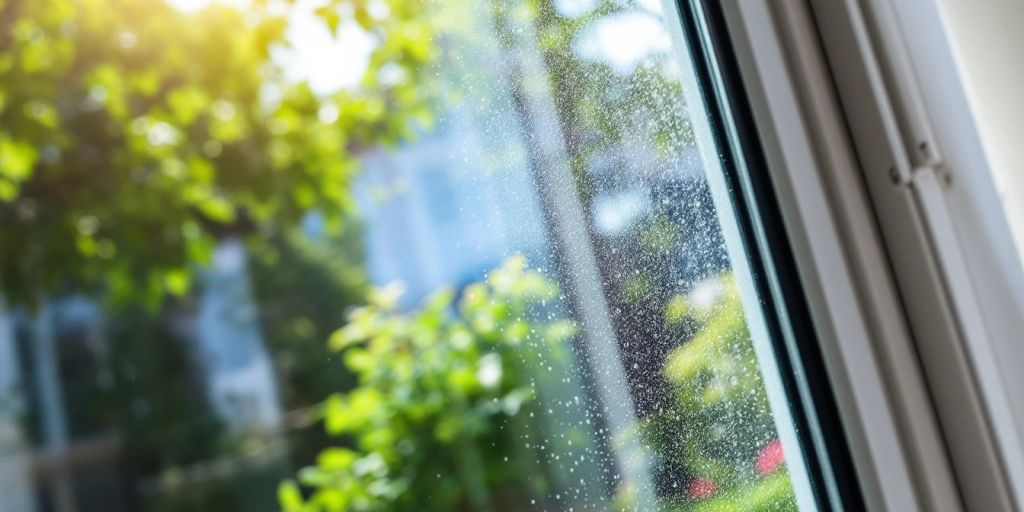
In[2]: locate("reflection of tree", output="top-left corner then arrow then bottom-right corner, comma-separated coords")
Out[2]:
481,1 -> 797,509
529,0 -> 695,204
524,0 -> 729,427
500,0 -> 736,502
647,274 -> 796,510
262,0 -> 804,509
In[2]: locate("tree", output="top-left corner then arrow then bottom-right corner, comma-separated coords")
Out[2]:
0,0 -> 437,306
0,0 -> 440,508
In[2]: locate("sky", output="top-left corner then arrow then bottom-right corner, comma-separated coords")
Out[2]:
168,0 -> 671,94
169,0 -> 373,94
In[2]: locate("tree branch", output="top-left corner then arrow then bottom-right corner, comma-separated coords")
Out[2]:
0,0 -> 24,53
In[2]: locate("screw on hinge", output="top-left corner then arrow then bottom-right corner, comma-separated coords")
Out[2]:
888,166 -> 902,184
919,141 -> 934,162
938,166 -> 953,186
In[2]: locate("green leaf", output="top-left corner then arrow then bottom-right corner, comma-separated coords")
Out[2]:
664,294 -> 689,326
163,268 -> 191,297
278,480 -> 306,511
317,447 -> 357,470
0,136 -> 38,182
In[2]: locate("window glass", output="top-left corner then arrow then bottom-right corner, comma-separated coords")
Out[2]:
0,0 -> 815,510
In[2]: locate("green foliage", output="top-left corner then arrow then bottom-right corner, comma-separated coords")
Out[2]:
522,0 -> 695,203
248,226 -> 367,467
649,274 -> 796,510
106,307 -> 224,472
251,227 -> 366,407
52,227 -> 370,511
280,256 -> 577,511
0,0 -> 437,305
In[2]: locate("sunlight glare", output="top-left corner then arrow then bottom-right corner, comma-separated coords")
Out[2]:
168,0 -> 373,94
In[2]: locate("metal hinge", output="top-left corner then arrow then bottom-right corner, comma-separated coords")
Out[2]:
858,0 -> 944,187
888,164 -> 951,188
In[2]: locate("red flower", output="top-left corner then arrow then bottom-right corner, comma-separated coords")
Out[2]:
756,438 -> 785,476
688,477 -> 717,500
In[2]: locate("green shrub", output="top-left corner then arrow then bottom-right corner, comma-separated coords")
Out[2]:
280,256 -> 576,511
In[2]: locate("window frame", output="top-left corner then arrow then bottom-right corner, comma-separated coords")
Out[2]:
666,0 -> 869,509
716,0 -> 970,510
880,0 -> 1024,506
720,0 -> 1024,509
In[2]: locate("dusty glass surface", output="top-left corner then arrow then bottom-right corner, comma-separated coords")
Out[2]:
0,0 -> 811,510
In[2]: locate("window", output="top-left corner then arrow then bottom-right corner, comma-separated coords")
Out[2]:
0,0 -> 852,510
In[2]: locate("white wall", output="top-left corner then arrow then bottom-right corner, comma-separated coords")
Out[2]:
937,0 -> 1024,268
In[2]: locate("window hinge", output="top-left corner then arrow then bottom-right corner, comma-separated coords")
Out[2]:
859,0 -> 944,187
888,163 -> 951,188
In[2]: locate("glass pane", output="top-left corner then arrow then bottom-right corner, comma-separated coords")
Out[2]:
0,0 -> 815,511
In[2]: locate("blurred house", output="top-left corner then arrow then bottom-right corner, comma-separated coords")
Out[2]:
193,239 -> 283,432
0,240 -> 281,512
355,108 -> 553,307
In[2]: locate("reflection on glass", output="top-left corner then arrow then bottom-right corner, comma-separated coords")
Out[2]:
0,0 -> 808,511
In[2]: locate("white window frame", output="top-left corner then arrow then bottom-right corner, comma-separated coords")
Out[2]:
717,0 -> 1024,509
